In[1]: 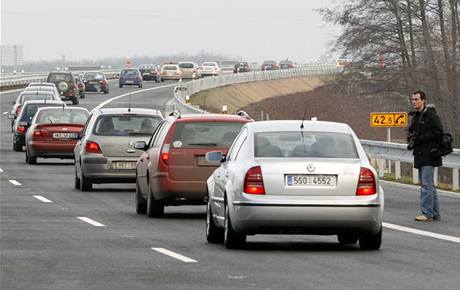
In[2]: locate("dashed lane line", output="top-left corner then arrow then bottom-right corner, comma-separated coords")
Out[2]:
0,168 -> 3,173
8,180 -> 21,186
33,195 -> 53,203
151,247 -> 197,263
3,111 -> 8,115
77,217 -> 106,227
383,222 -> 460,244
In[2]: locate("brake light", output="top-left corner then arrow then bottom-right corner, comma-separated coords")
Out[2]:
356,167 -> 377,195
160,143 -> 170,164
85,141 -> 102,154
136,76 -> 142,81
17,126 -> 26,133
33,130 -> 43,137
244,166 -> 265,195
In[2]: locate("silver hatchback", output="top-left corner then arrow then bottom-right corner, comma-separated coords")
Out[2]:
74,108 -> 163,191
205,120 -> 384,249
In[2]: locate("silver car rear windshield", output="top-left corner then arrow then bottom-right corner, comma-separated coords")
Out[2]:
254,131 -> 358,158
36,108 -> 89,124
93,115 -> 161,136
48,73 -> 73,83
163,66 -> 178,71
21,94 -> 54,103
172,122 -> 245,148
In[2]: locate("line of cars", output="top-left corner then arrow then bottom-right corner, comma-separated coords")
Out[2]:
7,83 -> 383,251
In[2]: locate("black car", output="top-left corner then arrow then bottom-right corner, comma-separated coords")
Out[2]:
233,62 -> 250,73
12,100 -> 65,151
46,72 -> 80,104
279,59 -> 294,69
139,64 -> 160,82
82,72 -> 109,94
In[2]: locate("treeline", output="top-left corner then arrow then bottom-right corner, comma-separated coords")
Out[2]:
320,0 -> 460,145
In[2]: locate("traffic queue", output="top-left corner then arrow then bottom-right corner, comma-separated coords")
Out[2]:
7,71 -> 383,251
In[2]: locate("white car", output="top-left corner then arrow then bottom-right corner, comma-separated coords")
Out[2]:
205,120 -> 384,249
23,86 -> 60,98
200,62 -> 221,77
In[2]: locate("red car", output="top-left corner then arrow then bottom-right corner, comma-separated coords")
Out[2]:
134,112 -> 252,216
25,107 -> 89,164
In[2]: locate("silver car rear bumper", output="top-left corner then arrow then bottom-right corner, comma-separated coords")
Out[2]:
230,195 -> 383,235
81,156 -> 138,181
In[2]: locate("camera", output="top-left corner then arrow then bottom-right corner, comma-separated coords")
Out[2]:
407,134 -> 417,150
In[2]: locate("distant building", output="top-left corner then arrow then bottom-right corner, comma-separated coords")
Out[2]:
0,45 -> 24,67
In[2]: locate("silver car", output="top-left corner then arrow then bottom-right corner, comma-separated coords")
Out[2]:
74,108 -> 163,191
205,120 -> 384,249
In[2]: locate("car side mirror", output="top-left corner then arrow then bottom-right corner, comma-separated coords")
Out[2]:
205,151 -> 225,163
134,141 -> 148,151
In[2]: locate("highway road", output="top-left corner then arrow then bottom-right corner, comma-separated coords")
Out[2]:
1,80 -> 460,290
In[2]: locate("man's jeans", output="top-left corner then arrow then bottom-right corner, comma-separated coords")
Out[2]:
418,166 -> 440,218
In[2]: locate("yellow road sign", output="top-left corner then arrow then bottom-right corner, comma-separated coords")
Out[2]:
370,112 -> 408,128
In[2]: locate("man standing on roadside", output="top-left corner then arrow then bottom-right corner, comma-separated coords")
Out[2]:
407,91 -> 444,222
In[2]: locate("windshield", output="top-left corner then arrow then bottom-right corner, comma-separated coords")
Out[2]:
254,131 -> 358,158
121,69 -> 139,76
93,115 -> 162,136
20,104 -> 62,122
21,94 -> 54,103
178,63 -> 194,69
47,73 -> 73,83
36,108 -> 89,124
171,122 -> 245,148
202,62 -> 216,67
84,73 -> 104,80
163,65 -> 178,71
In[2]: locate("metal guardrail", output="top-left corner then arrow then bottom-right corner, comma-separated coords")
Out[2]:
361,140 -> 460,190
0,69 -> 121,88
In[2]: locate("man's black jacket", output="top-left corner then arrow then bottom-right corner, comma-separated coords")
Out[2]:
408,104 -> 443,169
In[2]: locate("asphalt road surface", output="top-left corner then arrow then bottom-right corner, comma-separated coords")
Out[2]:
1,80 -> 459,290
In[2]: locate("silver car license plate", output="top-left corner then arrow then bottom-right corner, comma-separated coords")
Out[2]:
53,132 -> 78,139
125,80 -> 133,84
286,175 -> 337,187
113,161 -> 136,169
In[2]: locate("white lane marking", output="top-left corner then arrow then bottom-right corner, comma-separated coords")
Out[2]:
151,247 -> 197,263
3,111 -> 8,115
77,217 -> 105,227
33,195 -> 53,203
8,180 -> 21,186
0,168 -> 3,173
383,222 -> 460,244
92,83 -> 177,112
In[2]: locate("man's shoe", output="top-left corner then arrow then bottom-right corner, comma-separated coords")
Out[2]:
415,214 -> 432,222
433,216 -> 441,221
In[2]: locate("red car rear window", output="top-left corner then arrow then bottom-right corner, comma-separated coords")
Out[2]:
171,121 -> 245,149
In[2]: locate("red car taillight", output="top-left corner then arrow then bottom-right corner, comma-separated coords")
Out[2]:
85,141 -> 102,154
244,166 -> 265,195
160,143 -> 170,164
356,167 -> 377,195
99,80 -> 107,85
136,76 -> 142,81
17,126 -> 26,133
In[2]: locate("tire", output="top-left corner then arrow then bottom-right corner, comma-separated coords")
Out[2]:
146,187 -> 164,217
25,150 -> 37,164
206,201 -> 224,243
80,173 -> 92,191
138,84 -> 143,88
74,174 -> 80,189
13,140 -> 22,152
359,227 -> 382,250
338,234 -> 358,245
72,97 -> 79,105
135,181 -> 147,214
80,94 -> 85,99
224,202 -> 246,249
119,84 -> 123,88
103,89 -> 109,94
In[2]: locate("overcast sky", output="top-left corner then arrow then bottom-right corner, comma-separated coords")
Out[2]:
1,0 -> 339,63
